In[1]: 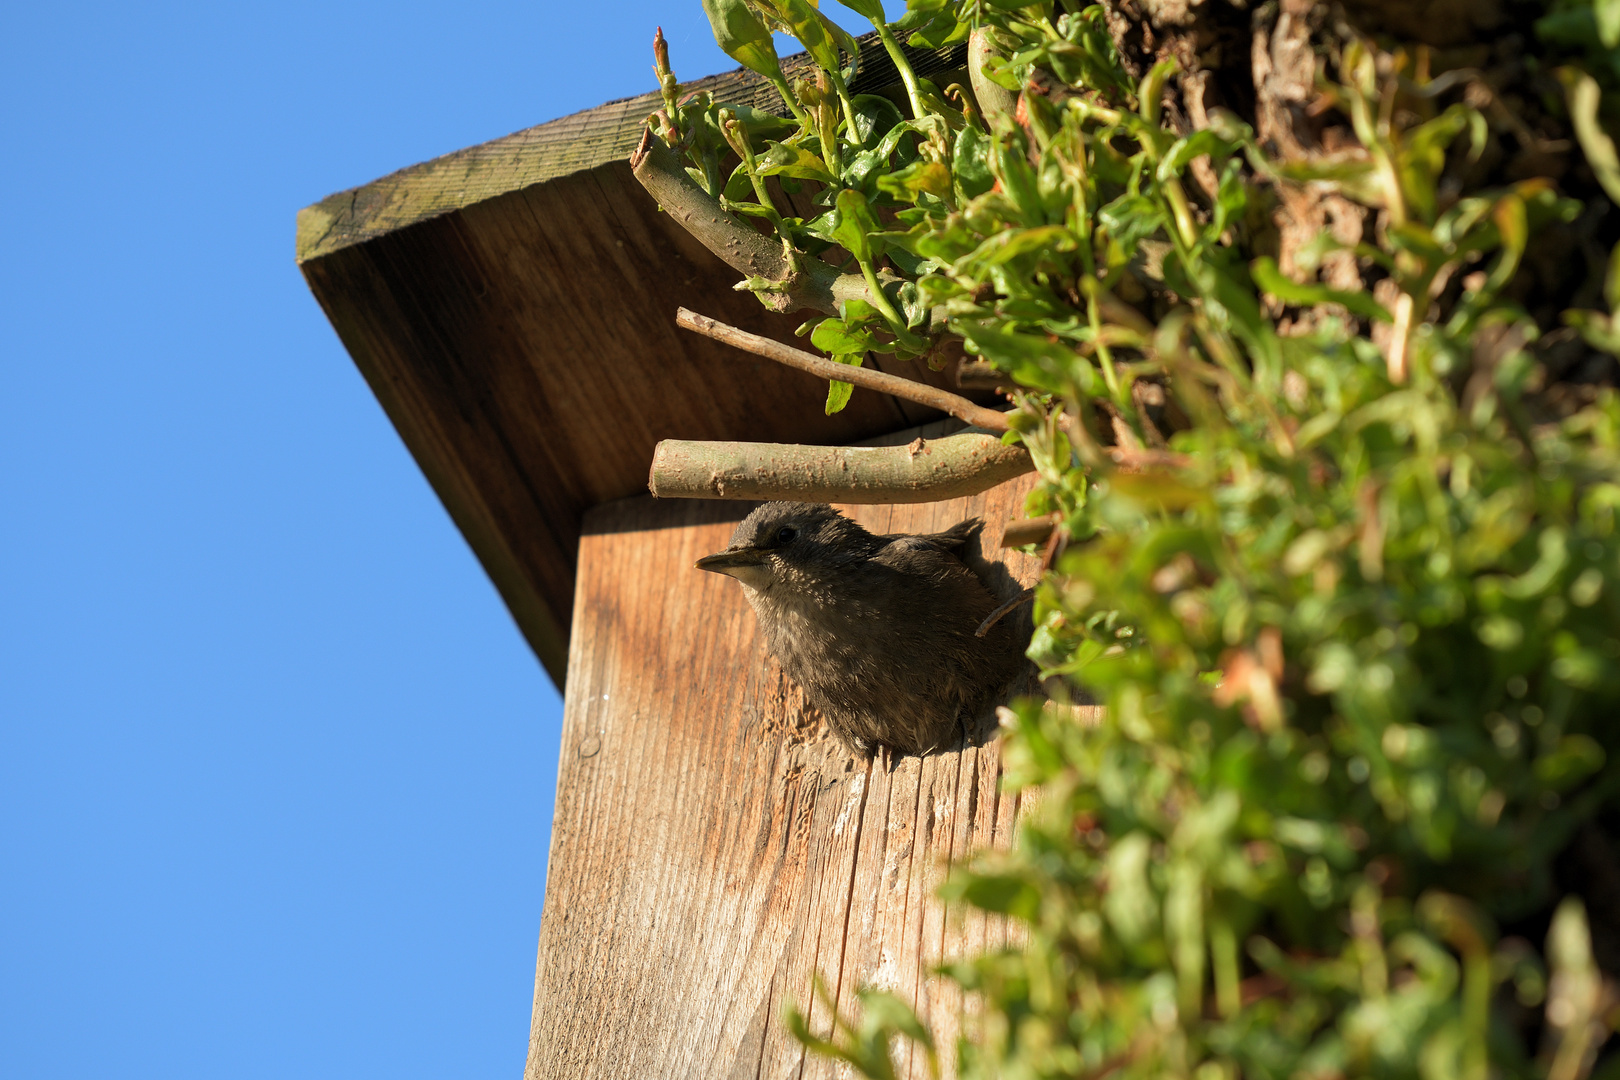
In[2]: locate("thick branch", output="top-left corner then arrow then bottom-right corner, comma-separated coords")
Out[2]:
677,308 -> 1012,432
1001,516 -> 1057,547
631,130 -> 873,316
957,358 -> 1017,392
649,430 -> 1033,502
968,28 -> 1018,124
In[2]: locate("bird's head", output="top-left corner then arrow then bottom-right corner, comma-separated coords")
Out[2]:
695,502 -> 874,594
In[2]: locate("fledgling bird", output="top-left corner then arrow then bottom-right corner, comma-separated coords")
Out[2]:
695,502 -> 1027,757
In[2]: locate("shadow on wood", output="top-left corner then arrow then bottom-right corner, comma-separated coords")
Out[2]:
527,478 -> 1041,1080
295,32 -> 1048,1080
297,36 -> 977,688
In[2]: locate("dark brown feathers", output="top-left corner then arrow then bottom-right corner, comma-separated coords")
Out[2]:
697,502 -> 1027,756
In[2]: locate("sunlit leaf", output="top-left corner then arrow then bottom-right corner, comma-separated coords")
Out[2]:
811,317 -> 877,355
824,353 -> 864,414
833,188 -> 882,263
875,159 -> 952,200
833,0 -> 885,21
1563,68 -> 1620,206
1252,257 -> 1392,323
756,142 -> 836,183
961,874 -> 1041,918
699,0 -> 782,80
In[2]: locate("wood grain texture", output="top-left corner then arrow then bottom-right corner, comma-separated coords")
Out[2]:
526,476 -> 1045,1080
300,155 -> 992,687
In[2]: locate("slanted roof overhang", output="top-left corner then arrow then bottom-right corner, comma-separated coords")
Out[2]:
296,35 -> 972,687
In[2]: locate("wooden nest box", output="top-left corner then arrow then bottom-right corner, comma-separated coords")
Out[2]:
297,36 -> 1050,1079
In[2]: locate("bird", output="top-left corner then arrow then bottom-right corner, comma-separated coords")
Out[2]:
695,501 -> 1029,757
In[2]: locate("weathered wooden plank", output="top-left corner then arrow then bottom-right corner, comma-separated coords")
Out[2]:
300,152 -> 994,685
298,35 -> 986,687
527,478 -> 1042,1079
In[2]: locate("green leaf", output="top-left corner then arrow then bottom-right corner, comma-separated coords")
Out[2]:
896,279 -> 928,326
1138,56 -> 1178,126
1275,158 -> 1385,207
978,54 -> 1023,91
1103,833 -> 1159,944
960,874 -> 1041,919
1535,734 -> 1605,787
901,9 -> 968,50
875,160 -> 952,201
1600,0 -> 1620,48
722,163 -> 754,202
1033,40 -> 1086,85
958,321 -> 1098,395
1399,104 -> 1473,221
1536,8 -> 1602,48
953,123 -> 994,199
833,188 -> 882,263
719,196 -> 780,219
1097,193 -> 1166,250
760,0 -> 844,74
1156,129 -> 1240,182
756,142 -> 836,183
699,0 -> 783,81
1563,68 -> 1620,207
811,317 -> 877,355
1485,192 -> 1528,293
726,103 -> 798,144
1211,158 -> 1249,236
885,244 -> 928,277
991,124 -> 1042,224
836,297 -> 879,322
824,354 -> 864,414
849,94 -> 906,149
1251,257 -> 1392,323
816,7 -> 863,68
833,0 -> 885,22
967,224 -> 1078,267
857,990 -> 935,1052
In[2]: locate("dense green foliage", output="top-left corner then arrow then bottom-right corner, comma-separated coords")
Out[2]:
656,0 -> 1620,1075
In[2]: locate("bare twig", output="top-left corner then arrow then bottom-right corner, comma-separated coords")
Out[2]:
957,358 -> 1015,392
1040,515 -> 1068,571
649,430 -> 1033,502
677,308 -> 1012,432
1001,516 -> 1056,548
975,588 -> 1035,637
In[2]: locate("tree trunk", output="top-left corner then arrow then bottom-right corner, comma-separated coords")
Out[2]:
1098,0 -> 1620,405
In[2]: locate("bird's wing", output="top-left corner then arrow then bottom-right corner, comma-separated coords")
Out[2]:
880,517 -> 982,553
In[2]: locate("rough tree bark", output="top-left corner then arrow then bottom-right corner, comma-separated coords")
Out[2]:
1096,0 -> 1619,406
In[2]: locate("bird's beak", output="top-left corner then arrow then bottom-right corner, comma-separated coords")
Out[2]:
694,547 -> 766,577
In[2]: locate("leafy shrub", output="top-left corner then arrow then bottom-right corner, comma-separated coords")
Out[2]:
656,0 -> 1620,1075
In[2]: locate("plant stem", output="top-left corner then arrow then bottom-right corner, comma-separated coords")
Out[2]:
873,22 -> 926,119
722,115 -> 786,231
828,68 -> 859,157
858,260 -> 923,350
1163,177 -> 1199,249
767,73 -> 816,131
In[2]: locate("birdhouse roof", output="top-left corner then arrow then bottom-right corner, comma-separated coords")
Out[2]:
296,35 -> 971,687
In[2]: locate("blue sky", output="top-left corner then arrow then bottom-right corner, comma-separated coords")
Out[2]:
0,2 -> 868,1077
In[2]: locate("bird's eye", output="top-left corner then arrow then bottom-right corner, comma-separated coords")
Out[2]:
776,526 -> 797,544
